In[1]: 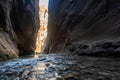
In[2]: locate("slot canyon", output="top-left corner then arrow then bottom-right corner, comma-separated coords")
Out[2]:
0,0 -> 120,80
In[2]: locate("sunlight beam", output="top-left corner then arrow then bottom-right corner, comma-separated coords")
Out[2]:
35,0 -> 49,53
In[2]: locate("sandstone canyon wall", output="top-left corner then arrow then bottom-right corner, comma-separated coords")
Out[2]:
0,0 -> 39,60
44,0 -> 120,55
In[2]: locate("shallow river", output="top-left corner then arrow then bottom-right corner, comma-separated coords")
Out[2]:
0,54 -> 120,80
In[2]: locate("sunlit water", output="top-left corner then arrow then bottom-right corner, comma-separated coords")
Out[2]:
0,54 -> 120,80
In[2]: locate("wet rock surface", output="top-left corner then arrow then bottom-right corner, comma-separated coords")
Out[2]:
66,40 -> 120,57
0,54 -> 120,80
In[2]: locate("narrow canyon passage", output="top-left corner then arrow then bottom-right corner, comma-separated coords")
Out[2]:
35,0 -> 48,53
0,0 -> 120,80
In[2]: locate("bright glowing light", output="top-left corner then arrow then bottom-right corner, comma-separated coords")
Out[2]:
35,0 -> 48,53
39,0 -> 49,9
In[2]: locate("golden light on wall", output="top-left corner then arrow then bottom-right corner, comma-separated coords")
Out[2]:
35,1 -> 48,53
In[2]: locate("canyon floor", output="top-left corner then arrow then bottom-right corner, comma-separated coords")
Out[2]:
0,54 -> 120,80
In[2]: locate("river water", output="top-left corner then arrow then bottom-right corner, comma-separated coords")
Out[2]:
0,54 -> 120,80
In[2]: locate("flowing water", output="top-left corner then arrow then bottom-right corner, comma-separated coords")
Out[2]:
0,54 -> 120,80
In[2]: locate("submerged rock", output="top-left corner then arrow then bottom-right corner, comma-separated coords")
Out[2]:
0,54 -> 120,80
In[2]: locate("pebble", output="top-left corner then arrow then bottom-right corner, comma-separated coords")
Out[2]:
0,54 -> 120,80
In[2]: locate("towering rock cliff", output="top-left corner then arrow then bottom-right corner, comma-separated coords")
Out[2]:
10,0 -> 39,55
44,0 -> 120,54
0,0 -> 39,60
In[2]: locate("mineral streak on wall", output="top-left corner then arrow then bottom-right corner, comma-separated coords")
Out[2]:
35,5 -> 48,53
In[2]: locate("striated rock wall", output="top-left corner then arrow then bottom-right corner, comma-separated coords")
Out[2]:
0,0 -> 39,60
10,0 -> 39,55
44,0 -> 120,53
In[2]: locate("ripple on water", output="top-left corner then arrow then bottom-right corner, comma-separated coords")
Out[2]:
0,54 -> 120,80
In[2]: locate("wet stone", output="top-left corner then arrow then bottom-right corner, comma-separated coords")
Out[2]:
13,77 -> 20,80
0,54 -> 120,80
46,63 -> 50,67
98,72 -> 110,76
47,67 -> 56,73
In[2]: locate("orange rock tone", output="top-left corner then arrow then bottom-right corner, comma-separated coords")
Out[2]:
35,5 -> 48,53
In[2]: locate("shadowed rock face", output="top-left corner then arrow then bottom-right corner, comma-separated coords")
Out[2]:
0,0 -> 39,60
10,0 -> 39,55
44,0 -> 120,53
